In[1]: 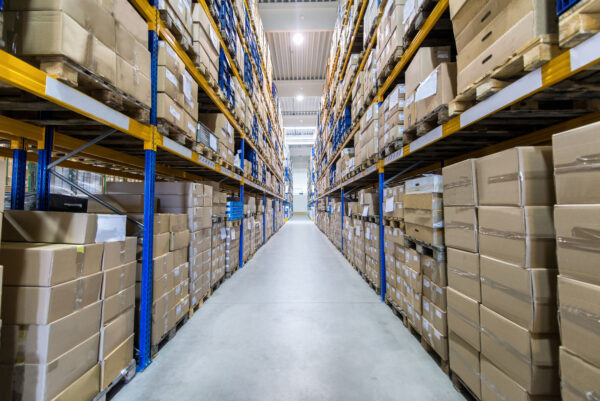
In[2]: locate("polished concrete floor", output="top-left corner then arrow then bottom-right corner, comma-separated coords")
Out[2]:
113,215 -> 465,401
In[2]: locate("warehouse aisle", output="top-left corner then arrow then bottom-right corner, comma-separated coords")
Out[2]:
113,216 -> 464,401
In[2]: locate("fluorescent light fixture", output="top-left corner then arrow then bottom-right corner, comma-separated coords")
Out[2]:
296,94 -> 304,102
292,33 -> 304,46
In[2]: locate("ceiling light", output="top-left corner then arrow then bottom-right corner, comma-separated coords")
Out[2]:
296,94 -> 304,102
292,33 -> 304,46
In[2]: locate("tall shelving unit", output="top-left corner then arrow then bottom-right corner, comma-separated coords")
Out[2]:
313,0 -> 600,301
0,0 -> 287,372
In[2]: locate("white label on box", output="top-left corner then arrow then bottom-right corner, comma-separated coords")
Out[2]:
385,197 -> 394,212
424,278 -> 430,288
415,68 -> 438,102
209,133 -> 218,151
434,331 -> 440,340
45,77 -> 130,131
220,228 -> 226,239
187,122 -> 196,135
362,206 -> 369,216
436,286 -> 442,294
166,69 -> 178,87
435,310 -> 442,319
170,105 -> 181,121
366,227 -> 371,239
424,300 -> 429,312
232,230 -> 236,240
403,0 -> 415,24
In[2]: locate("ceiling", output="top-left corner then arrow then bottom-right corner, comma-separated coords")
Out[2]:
259,0 -> 337,188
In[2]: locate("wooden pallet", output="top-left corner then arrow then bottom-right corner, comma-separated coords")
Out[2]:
403,235 -> 446,262
559,0 -> 600,48
39,57 -> 150,123
383,218 -> 403,228
195,142 -> 219,161
226,219 -> 242,227
404,104 -> 449,140
379,138 -> 404,159
451,371 -> 482,401
448,35 -> 561,117
377,47 -> 404,85
151,315 -> 189,358
157,119 -> 195,148
420,335 -> 450,375
93,359 -> 136,401
210,275 -> 225,293
158,8 -> 193,55
188,291 -> 210,319
402,0 -> 438,50
226,266 -> 238,278
385,296 -> 407,321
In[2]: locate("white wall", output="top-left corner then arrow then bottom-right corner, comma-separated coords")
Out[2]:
293,194 -> 307,212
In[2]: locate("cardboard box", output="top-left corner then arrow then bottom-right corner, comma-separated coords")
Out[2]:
103,261 -> 136,299
126,213 -> 170,235
2,272 -> 103,324
443,159 -> 478,206
169,229 -> 190,251
405,46 -> 452,96
449,333 -> 481,399
478,206 -> 555,268
480,305 -> 559,394
3,211 -> 126,244
422,297 -> 447,335
421,317 -> 448,360
102,237 -> 136,270
0,301 -> 101,364
480,356 -> 543,401
101,334 -> 133,390
553,121 -> 600,204
423,277 -> 447,309
447,248 -> 480,302
477,147 -> 554,206
152,232 -> 170,258
0,333 -> 100,401
405,223 -> 444,246
480,255 -> 557,333
555,205 -> 600,285
50,363 -> 100,401
444,206 -> 478,252
421,254 -> 446,286
447,287 -> 480,351
558,276 -> 600,367
0,242 -> 103,286
559,346 -> 600,401
102,285 -> 135,324
99,308 -> 133,360
405,175 -> 444,194
414,63 -> 457,123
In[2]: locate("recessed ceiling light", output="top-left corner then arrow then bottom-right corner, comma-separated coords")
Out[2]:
292,33 -> 304,46
296,94 -> 304,102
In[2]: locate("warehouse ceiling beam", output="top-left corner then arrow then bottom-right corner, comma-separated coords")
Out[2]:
258,1 -> 337,31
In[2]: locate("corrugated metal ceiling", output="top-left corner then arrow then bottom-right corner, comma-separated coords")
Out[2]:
266,31 -> 332,80
279,96 -> 321,115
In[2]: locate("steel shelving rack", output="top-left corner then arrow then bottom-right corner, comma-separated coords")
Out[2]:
0,0 -> 286,373
313,0 -> 600,302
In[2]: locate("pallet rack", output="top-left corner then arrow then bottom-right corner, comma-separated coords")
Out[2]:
311,0 -> 600,303
0,0 -> 287,374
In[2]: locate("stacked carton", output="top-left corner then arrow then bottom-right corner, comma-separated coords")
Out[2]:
157,40 -> 199,141
476,147 -> 559,400
0,210 -> 127,400
398,245 -> 422,333
4,0 -> 151,108
404,175 -> 444,246
225,225 -> 240,274
364,221 -> 380,286
343,215 -> 354,262
379,84 -> 405,151
198,114 -> 235,165
158,0 -> 193,44
243,215 -> 254,262
192,3 -> 219,81
442,159 -> 482,399
552,122 -> 600,400
353,217 -> 366,274
376,0 -> 405,81
358,188 -> 379,218
211,217 -> 226,285
212,189 -> 228,216
383,183 -> 405,222
404,47 -> 455,131
449,0 -> 557,96
356,103 -> 379,166
352,72 -> 364,118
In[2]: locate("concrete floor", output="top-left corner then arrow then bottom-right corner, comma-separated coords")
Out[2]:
113,216 -> 465,401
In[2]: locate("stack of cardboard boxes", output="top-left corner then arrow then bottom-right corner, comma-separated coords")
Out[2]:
552,122 -> 600,400
243,214 -> 253,262
0,210 -> 127,400
365,221 -> 380,287
211,220 -> 226,284
353,217 -> 366,274
404,175 -> 444,247
192,2 -> 220,83
383,184 -> 405,222
442,159 -> 482,398
356,103 -> 379,166
477,147 -> 559,400
157,0 -> 193,46
383,221 -> 405,307
157,40 -> 199,142
379,84 -> 405,151
404,47 -> 455,132
352,72 -> 364,119
225,224 -> 240,274
376,0 -> 405,81
199,114 -> 235,166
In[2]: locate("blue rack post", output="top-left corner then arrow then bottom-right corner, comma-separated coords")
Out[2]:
262,193 -> 266,244
36,126 -> 54,211
137,9 -> 158,371
340,188 -> 344,252
239,137 -> 245,269
378,163 -> 386,302
11,139 -> 26,210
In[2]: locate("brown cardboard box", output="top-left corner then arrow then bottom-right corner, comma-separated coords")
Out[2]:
558,276 -> 600,367
99,307 -> 133,360
3,210 -> 126,244
405,46 -> 452,95
157,193 -> 202,210
444,206 -> 478,252
405,223 -> 444,246
555,205 -> 600,285
152,232 -> 170,257
478,206 -> 555,268
447,248 -> 480,302
101,334 -> 133,390
447,287 -> 480,350
50,363 -> 100,401
421,255 -> 446,286
559,346 -> 600,401
103,261 -> 136,299
169,229 -> 190,251
423,277 -> 447,309
102,238 -> 136,270
172,247 -> 187,267
422,297 -> 447,335
404,248 -> 420,272
2,272 -> 103,324
480,255 -> 557,333
0,301 -> 101,364
102,285 -> 135,324
449,333 -> 481,399
480,305 -> 559,394
421,317 -> 448,360
414,63 -> 457,123
0,333 -> 100,401
480,356 -> 545,401
0,243 -> 103,286
476,147 -> 554,206
127,213 -> 170,235
137,252 -> 174,282
553,121 -> 600,204
443,159 -> 477,206
157,93 -> 184,128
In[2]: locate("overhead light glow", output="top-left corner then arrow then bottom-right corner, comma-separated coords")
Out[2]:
296,94 -> 304,102
292,33 -> 304,46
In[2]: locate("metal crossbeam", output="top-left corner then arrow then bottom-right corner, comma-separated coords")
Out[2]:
384,161 -> 424,186
47,129 -> 116,170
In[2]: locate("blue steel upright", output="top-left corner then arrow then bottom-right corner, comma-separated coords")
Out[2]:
36,126 -> 54,211
137,11 -> 159,371
378,167 -> 386,302
341,188 -> 344,252
11,142 -> 26,210
239,138 -> 245,268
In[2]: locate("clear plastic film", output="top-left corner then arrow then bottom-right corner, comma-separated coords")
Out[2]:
447,305 -> 480,330
561,379 -> 600,401
448,266 -> 479,281
76,245 -> 85,278
560,305 -> 600,335
480,372 -> 509,401
480,325 -> 532,365
557,226 -> 600,253
74,278 -> 84,311
443,176 -> 473,191
445,222 -> 475,231
479,226 -> 555,240
487,170 -> 549,184
480,276 -> 534,304
554,153 -> 600,175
